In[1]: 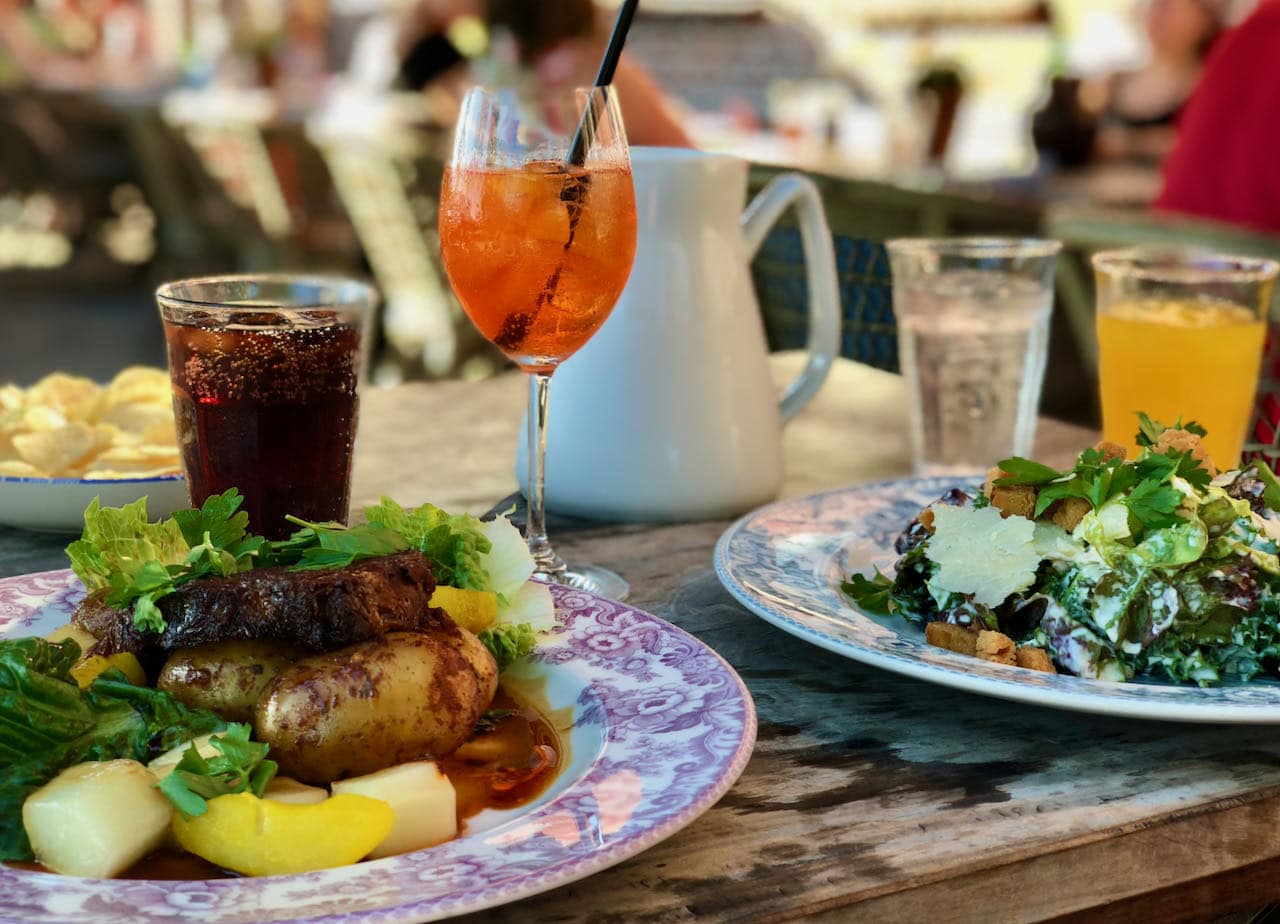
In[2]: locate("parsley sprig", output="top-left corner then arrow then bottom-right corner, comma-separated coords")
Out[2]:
1135,412 -> 1207,448
994,413 -> 1213,538
156,724 -> 277,818
841,568 -> 894,616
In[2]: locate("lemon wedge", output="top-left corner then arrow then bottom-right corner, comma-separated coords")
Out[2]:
430,585 -> 499,634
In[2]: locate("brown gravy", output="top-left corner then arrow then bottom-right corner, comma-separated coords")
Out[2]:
11,686 -> 561,881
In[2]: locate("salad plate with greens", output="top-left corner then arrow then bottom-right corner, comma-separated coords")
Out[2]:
714,416 -> 1280,723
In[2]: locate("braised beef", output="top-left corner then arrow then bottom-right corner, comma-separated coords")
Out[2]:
74,551 -> 448,657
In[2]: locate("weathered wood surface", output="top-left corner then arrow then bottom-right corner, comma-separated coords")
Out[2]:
4,355 -> 1275,922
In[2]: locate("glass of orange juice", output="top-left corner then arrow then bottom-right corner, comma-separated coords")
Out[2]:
1094,248 -> 1278,468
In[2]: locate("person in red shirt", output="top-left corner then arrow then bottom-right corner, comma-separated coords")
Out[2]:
1155,0 -> 1280,235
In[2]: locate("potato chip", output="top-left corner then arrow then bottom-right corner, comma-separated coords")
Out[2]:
13,425 -> 98,476
0,414 -> 22,460
96,402 -> 172,437
139,417 -> 177,446
92,444 -> 182,474
14,423 -> 118,477
101,366 -> 172,409
0,460 -> 44,478
82,466 -> 182,480
21,406 -> 68,431
0,385 -> 23,413
2,367 -> 180,480
26,373 -> 101,422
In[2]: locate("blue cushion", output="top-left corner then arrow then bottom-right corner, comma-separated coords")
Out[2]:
751,226 -> 898,373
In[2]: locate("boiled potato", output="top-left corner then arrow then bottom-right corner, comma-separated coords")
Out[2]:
438,627 -> 499,706
23,759 -> 172,878
263,777 -> 329,806
158,640 -> 299,723
332,761 -> 456,858
256,631 -> 491,784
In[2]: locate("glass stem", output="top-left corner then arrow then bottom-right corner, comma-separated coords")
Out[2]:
526,371 -> 566,579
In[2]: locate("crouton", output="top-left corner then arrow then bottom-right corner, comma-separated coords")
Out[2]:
1015,647 -> 1055,673
1048,496 -> 1091,533
975,630 -> 1017,665
1094,441 -> 1128,462
982,467 -> 1004,500
925,621 -> 978,657
982,467 -> 1038,519
989,483 -> 1037,520
1154,428 -> 1217,476
918,506 -> 936,532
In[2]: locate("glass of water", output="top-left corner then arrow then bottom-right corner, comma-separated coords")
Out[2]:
886,238 -> 1062,477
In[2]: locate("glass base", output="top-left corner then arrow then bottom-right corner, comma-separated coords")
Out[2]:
537,564 -> 630,602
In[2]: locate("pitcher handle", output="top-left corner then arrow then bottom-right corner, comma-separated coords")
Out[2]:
741,173 -> 840,423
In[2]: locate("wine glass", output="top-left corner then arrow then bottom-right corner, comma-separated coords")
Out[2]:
438,86 -> 637,599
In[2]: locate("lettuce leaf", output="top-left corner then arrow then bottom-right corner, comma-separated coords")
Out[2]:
363,497 -> 493,590
65,497 -> 188,599
479,516 -> 535,600
479,623 -> 537,671
499,580 -> 555,632
65,491 -> 270,634
0,638 -> 225,860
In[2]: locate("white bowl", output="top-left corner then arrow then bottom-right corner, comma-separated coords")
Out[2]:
0,474 -> 189,534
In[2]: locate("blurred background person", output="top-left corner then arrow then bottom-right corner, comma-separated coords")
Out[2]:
0,0 -> 158,92
1155,0 -> 1280,233
396,0 -> 691,146
1090,0 -> 1226,163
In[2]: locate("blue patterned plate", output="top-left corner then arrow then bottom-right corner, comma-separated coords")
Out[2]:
0,571 -> 755,923
715,477 -> 1280,723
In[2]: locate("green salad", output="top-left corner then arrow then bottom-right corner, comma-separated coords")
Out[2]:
846,415 -> 1280,686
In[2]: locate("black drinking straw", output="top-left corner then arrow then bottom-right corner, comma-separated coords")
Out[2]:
566,0 -> 640,167
498,0 -> 640,350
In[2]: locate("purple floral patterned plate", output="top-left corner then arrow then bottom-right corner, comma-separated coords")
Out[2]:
0,570 -> 756,923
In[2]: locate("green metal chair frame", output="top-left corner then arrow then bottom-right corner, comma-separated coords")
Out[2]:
1046,207 -> 1280,374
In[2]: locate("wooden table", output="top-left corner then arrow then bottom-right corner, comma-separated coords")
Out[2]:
3,355 -> 1279,922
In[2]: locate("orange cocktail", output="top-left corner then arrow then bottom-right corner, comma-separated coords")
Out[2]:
437,85 -> 636,599
440,164 -> 636,372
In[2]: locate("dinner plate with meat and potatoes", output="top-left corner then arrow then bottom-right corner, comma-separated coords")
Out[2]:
0,490 -> 755,924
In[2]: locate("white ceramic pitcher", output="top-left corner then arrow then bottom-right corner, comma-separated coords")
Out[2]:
519,146 -> 840,522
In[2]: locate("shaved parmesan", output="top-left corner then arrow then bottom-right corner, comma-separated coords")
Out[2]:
926,505 -> 1040,606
